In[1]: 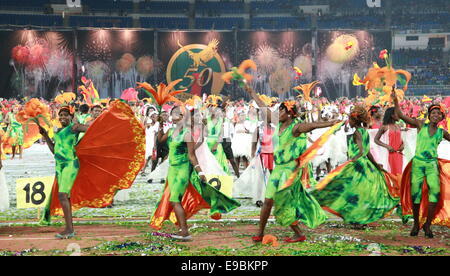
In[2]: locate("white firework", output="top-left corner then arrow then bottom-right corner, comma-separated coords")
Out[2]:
252,45 -> 281,75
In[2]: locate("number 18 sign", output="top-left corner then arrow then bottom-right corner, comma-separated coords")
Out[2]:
16,176 -> 54,209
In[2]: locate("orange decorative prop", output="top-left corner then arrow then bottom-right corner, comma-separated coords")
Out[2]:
294,81 -> 320,102
357,66 -> 411,93
262,235 -> 279,247
283,100 -> 296,112
46,100 -> 146,217
401,159 -> 450,228
136,79 -> 186,108
222,59 -> 257,85
78,77 -> 100,105
55,92 -> 76,105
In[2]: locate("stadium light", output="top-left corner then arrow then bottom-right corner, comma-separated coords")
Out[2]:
67,0 -> 81,8
366,0 -> 381,8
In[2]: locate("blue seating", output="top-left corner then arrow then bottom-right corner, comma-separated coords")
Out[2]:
70,16 -> 133,28
196,1 -> 245,14
140,17 -> 189,29
251,17 -> 311,29
139,1 -> 189,14
0,13 -> 63,26
195,17 -> 244,29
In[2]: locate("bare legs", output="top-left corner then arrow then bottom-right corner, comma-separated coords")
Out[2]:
255,198 -> 273,238
423,203 -> 437,238
410,203 -> 420,236
170,202 -> 190,237
11,145 -> 23,160
229,158 -> 240,178
58,192 -> 74,235
254,198 -> 305,240
11,145 -> 15,159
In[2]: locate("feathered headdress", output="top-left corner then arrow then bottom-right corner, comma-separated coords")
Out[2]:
294,81 -> 320,103
136,79 -> 187,112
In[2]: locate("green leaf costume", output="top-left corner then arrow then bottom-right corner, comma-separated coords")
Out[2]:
267,121 -> 328,228
312,128 -> 399,224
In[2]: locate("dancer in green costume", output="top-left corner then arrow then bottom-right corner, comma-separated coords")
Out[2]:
245,86 -> 338,243
153,106 -> 240,241
76,104 -> 92,142
392,88 -> 450,238
206,107 -> 230,174
5,107 -> 23,159
39,106 -> 89,239
312,105 -> 399,227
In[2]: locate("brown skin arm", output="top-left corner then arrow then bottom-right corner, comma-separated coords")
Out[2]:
392,86 -> 424,130
244,85 -> 272,124
374,125 -> 395,152
72,123 -> 89,133
39,125 -> 55,154
186,132 -> 207,183
444,130 -> 450,142
293,120 -> 340,137
157,119 -> 170,143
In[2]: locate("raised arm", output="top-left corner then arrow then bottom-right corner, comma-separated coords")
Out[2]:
444,130 -> 450,142
293,120 -> 340,137
39,125 -> 54,154
244,85 -> 272,124
392,87 -> 423,129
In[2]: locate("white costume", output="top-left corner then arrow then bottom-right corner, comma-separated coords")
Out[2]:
0,168 -> 9,211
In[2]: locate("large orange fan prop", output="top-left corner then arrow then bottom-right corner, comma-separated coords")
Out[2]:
42,100 -> 146,219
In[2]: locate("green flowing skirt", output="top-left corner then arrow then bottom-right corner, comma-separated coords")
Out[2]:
312,157 -> 400,224
190,170 -> 240,215
207,139 -> 230,174
267,161 -> 328,228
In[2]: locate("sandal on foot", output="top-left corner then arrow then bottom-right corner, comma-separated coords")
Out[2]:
55,232 -> 76,239
171,235 -> 192,241
252,236 -> 263,242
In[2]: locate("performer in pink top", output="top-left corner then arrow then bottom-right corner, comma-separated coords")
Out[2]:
260,124 -> 275,172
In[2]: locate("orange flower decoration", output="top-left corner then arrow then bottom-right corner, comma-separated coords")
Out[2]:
258,94 -> 275,107
136,79 -> 186,109
16,98 -> 51,132
294,81 -> 320,102
55,92 -> 76,104
283,100 -> 296,112
262,235 -> 279,247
